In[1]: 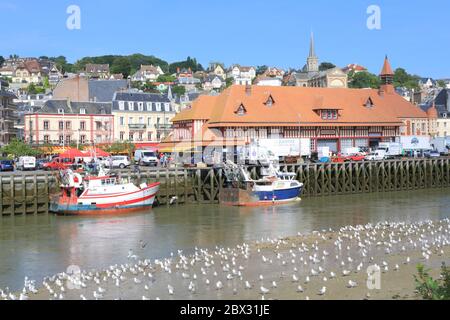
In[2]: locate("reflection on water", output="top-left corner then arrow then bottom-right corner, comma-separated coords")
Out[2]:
1,189 -> 450,290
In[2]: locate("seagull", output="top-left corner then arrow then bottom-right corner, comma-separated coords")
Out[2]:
292,274 -> 299,283
216,281 -> 223,290
318,286 -> 327,296
347,280 -> 357,288
342,270 -> 351,276
297,285 -> 304,293
271,281 -> 277,288
330,272 -> 336,279
260,286 -> 270,295
168,285 -> 174,295
305,276 -> 310,284
245,281 -> 252,289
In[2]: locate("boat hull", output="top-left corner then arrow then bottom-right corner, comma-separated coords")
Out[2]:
50,183 -> 160,215
219,185 -> 303,207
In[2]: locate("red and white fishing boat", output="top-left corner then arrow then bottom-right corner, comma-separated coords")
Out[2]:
50,168 -> 160,215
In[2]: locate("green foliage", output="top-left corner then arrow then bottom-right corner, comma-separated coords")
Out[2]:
171,85 -> 186,96
106,141 -> 135,159
1,139 -> 42,157
42,76 -> 50,89
27,83 -> 45,94
226,78 -> 234,88
414,263 -> 450,300
110,57 -> 132,78
319,62 -> 336,71
169,57 -> 203,74
47,56 -> 74,74
393,68 -> 420,90
256,65 -> 268,76
437,80 -> 446,88
348,71 -> 380,89
0,55 -> 4,66
157,74 -> 176,83
73,54 -> 169,76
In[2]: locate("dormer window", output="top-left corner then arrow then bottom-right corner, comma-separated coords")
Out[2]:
80,108 -> 86,115
265,95 -> 275,107
235,104 -> 247,116
321,109 -> 338,120
365,97 -> 374,108
58,108 -> 64,114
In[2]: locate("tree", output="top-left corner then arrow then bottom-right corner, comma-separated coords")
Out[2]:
226,78 -> 234,88
256,65 -> 268,76
110,57 -> 132,78
437,80 -> 446,88
348,71 -> 380,89
171,85 -> 186,96
0,55 -> 4,66
1,139 -> 42,158
157,74 -> 176,83
169,57 -> 204,74
27,83 -> 45,94
414,263 -> 450,300
319,62 -> 336,71
393,68 -> 420,90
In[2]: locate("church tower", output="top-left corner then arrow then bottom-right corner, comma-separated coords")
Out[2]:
379,55 -> 395,95
306,32 -> 319,74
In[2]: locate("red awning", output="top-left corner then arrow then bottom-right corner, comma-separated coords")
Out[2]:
83,148 -> 111,157
59,148 -> 86,158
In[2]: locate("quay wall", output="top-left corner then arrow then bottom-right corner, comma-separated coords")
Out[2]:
1,159 -> 450,216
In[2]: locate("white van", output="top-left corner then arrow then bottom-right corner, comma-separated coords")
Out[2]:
17,156 -> 36,171
134,150 -> 158,167
364,150 -> 386,161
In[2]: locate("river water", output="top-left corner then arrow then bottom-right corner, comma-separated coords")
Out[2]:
1,189 -> 450,291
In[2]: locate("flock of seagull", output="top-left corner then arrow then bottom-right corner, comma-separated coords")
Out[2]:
1,218 -> 449,300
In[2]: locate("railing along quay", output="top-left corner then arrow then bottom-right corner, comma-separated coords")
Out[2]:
1,158 -> 450,216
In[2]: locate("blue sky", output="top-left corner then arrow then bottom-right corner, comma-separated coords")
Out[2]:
1,0 -> 449,78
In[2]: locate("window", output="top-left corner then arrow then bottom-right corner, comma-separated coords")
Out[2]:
80,108 -> 86,115
265,96 -> 275,107
96,122 -> 102,130
44,135 -> 49,144
59,135 -> 64,144
156,103 -> 161,111
80,121 -> 86,131
129,117 -> 133,124
129,132 -> 134,141
119,101 -> 125,111
321,110 -> 338,120
66,121 -> 71,130
235,104 -> 247,116
120,117 -> 124,126
59,121 -> 64,130
65,135 -> 71,145
80,135 -> 86,144
139,132 -> 143,141
139,117 -> 144,124
147,117 -> 152,126
120,132 -> 124,141
164,103 -> 170,112
128,102 -> 134,111
138,102 -> 144,111
58,108 -> 64,114
148,132 -> 152,141
43,121 -> 49,130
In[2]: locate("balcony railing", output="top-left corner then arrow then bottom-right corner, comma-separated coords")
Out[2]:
155,124 -> 173,130
129,124 -> 147,130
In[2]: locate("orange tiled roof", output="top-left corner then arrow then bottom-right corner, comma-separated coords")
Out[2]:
172,85 -> 428,127
172,95 -> 218,122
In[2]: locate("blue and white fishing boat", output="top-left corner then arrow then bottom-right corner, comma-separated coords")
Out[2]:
220,161 -> 304,206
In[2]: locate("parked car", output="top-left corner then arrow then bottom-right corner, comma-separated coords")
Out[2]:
344,154 -> 366,162
37,159 -> 50,170
424,150 -> 440,158
364,150 -> 386,161
0,160 -> 14,172
134,150 -> 158,167
16,157 -> 36,171
43,157 -> 75,171
104,156 -> 131,169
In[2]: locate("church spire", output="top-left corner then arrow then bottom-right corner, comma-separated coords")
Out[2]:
306,32 -> 319,73
309,31 -> 316,58
379,55 -> 395,95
